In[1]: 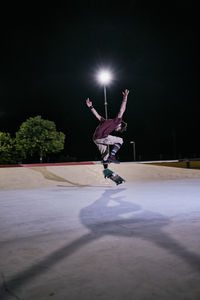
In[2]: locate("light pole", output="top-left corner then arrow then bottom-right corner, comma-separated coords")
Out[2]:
97,69 -> 112,119
103,85 -> 108,119
130,141 -> 136,161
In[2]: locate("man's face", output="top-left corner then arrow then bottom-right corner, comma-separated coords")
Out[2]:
115,123 -> 122,132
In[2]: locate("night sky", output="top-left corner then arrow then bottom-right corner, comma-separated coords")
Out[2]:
0,1 -> 199,162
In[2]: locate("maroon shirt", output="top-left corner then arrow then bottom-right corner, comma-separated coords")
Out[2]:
93,117 -> 122,140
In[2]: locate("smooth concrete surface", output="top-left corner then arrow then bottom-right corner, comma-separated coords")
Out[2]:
1,162 -> 200,190
0,163 -> 200,299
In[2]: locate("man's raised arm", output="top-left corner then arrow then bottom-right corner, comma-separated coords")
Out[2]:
118,89 -> 129,118
86,98 -> 102,121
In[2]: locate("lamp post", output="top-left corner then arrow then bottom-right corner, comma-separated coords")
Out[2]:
130,141 -> 136,161
97,69 -> 112,119
103,85 -> 108,119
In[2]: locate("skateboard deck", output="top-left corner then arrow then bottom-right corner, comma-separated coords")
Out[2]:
103,168 -> 125,185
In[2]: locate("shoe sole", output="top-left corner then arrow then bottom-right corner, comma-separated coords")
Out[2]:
108,159 -> 120,164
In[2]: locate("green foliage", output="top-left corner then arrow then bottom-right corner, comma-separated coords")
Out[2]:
0,131 -> 17,164
15,116 -> 65,162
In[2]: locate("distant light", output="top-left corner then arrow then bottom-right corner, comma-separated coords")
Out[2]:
97,69 -> 112,85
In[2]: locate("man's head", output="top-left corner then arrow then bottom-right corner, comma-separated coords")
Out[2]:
115,121 -> 127,133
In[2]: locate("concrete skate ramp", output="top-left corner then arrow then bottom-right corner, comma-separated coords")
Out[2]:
1,162 -> 200,190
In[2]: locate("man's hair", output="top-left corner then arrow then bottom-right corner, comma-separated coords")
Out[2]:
120,121 -> 127,133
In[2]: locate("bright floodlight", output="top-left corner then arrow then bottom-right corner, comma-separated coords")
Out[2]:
97,70 -> 112,85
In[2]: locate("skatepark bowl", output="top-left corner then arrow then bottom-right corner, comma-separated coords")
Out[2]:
0,161 -> 200,300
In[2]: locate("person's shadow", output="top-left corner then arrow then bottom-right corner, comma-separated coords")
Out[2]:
1,188 -> 200,299
80,188 -> 200,271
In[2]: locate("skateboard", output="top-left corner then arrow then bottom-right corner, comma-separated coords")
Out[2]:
103,168 -> 125,185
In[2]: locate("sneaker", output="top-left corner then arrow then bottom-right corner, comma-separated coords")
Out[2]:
108,155 -> 120,164
103,163 -> 108,169
101,159 -> 109,165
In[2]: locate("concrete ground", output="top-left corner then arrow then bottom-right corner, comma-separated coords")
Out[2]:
0,163 -> 200,299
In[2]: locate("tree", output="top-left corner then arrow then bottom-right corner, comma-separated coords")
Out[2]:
0,131 -> 15,164
15,116 -> 65,163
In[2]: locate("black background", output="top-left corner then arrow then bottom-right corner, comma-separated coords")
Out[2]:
0,1 -> 199,162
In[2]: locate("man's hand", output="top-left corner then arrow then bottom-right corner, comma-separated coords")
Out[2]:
122,89 -> 129,99
86,98 -> 93,108
118,89 -> 129,118
86,98 -> 102,120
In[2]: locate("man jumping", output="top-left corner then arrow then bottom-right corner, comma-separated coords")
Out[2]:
86,89 -> 129,168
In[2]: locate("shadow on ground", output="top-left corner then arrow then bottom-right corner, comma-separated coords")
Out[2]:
30,167 -> 91,187
1,188 -> 200,299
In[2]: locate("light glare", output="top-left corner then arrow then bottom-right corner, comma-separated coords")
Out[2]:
97,70 -> 112,85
